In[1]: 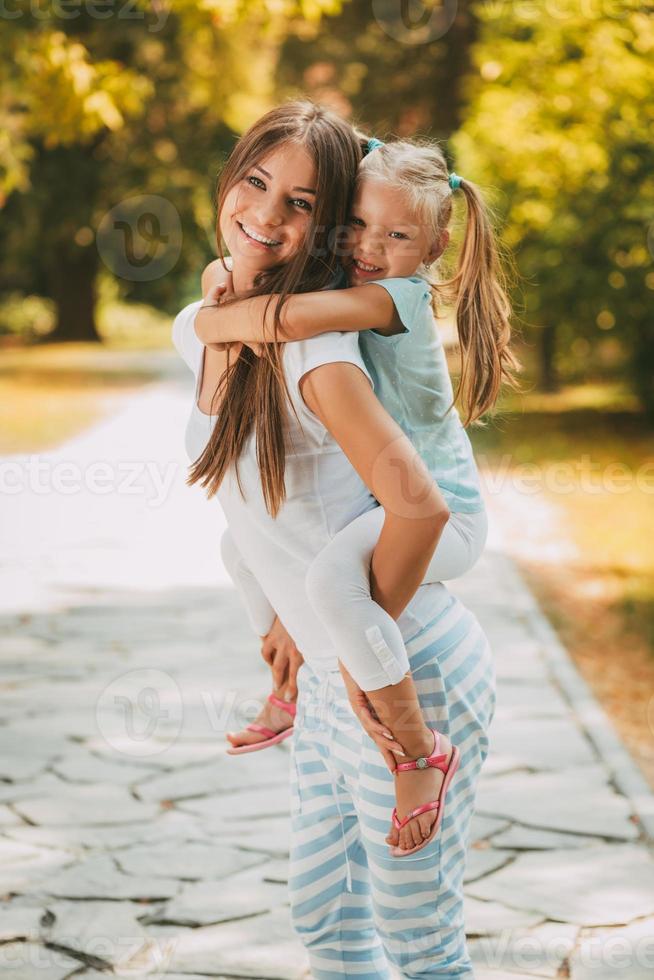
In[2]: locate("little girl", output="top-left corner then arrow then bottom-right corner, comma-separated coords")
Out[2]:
195,136 -> 520,747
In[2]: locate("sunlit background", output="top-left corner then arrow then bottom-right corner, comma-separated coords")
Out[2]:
1,0 -> 653,787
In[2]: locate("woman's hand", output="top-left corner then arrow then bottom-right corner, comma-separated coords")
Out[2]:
337,661 -> 406,773
260,615 -> 304,700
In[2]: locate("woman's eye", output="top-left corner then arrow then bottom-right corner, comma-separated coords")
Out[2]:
246,175 -> 265,189
291,198 -> 312,212
349,216 -> 363,226
390,231 -> 409,240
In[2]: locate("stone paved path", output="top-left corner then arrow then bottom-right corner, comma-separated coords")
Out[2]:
1,356 -> 653,979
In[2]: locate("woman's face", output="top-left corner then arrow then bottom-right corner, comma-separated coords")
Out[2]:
220,142 -> 317,275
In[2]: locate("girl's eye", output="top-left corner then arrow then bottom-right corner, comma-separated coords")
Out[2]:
349,216 -> 364,226
291,198 -> 312,212
246,175 -> 266,189
390,231 -> 409,240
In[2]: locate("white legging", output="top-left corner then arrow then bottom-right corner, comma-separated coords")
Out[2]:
220,504 -> 488,691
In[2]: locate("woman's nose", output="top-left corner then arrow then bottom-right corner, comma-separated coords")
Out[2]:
253,196 -> 285,229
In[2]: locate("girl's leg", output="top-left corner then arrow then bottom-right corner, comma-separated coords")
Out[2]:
305,507 -> 488,846
357,600 -> 496,978
354,668 -> 456,854
423,506 -> 488,582
220,530 -> 295,749
220,529 -> 277,637
304,505 -> 488,691
305,507 -> 406,689
289,666 -> 393,980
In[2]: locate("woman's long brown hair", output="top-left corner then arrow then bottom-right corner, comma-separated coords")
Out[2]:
186,100 -> 365,516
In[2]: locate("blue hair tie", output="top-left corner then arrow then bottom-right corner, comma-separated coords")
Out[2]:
366,137 -> 385,154
448,172 -> 463,191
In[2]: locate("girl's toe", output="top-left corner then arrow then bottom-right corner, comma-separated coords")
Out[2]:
419,813 -> 434,839
386,823 -> 400,846
228,729 -> 264,747
410,822 -> 424,849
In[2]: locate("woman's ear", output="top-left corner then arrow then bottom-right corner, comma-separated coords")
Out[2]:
424,229 -> 449,265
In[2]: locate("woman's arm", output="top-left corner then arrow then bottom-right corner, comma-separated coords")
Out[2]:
194,282 -> 404,347
299,362 -> 450,620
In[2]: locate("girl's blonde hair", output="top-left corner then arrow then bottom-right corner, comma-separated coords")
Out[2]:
358,138 -> 522,426
186,100 -> 366,516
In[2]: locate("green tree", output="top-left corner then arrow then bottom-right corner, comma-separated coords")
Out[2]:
453,0 -> 654,414
0,0 -> 344,341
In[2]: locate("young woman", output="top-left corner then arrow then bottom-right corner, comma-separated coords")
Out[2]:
172,99 -> 496,977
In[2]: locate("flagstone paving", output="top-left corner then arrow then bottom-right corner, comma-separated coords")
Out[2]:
0,359 -> 652,978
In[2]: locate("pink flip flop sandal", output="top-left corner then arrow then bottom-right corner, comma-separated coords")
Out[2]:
390,728 -> 460,856
226,692 -> 297,755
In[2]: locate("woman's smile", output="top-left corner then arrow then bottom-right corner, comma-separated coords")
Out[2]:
237,219 -> 283,250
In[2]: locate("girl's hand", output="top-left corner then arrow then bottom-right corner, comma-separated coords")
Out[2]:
203,276 -> 264,358
201,281 -> 234,351
337,662 -> 406,773
260,615 -> 304,700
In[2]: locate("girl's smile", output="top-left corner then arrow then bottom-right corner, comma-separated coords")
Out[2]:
346,178 -> 442,285
351,256 -> 384,280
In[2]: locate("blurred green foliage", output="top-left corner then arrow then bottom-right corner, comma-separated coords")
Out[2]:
1,0 -> 652,418
453,0 -> 654,415
0,0 -> 343,339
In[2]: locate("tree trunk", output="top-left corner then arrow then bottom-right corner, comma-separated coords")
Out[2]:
441,6 -> 479,136
539,322 -> 558,392
46,243 -> 101,343
631,327 -> 654,420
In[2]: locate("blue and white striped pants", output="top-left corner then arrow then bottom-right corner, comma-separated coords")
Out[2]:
288,592 -> 496,979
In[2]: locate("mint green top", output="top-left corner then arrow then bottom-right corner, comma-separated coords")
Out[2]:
358,275 -> 485,514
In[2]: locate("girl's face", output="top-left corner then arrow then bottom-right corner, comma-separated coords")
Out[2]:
345,178 -> 442,284
220,143 -> 317,276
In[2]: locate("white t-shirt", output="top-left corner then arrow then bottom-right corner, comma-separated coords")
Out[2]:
172,299 -> 450,671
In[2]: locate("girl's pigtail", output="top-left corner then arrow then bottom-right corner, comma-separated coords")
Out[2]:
451,179 -> 522,426
353,126 -> 373,159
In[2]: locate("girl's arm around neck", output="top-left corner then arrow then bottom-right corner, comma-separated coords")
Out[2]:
201,258 -> 232,294
195,258 -> 243,417
300,362 -> 450,621
194,282 -> 405,346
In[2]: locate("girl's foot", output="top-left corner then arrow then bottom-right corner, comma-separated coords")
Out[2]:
226,693 -> 296,750
384,729 -> 454,853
